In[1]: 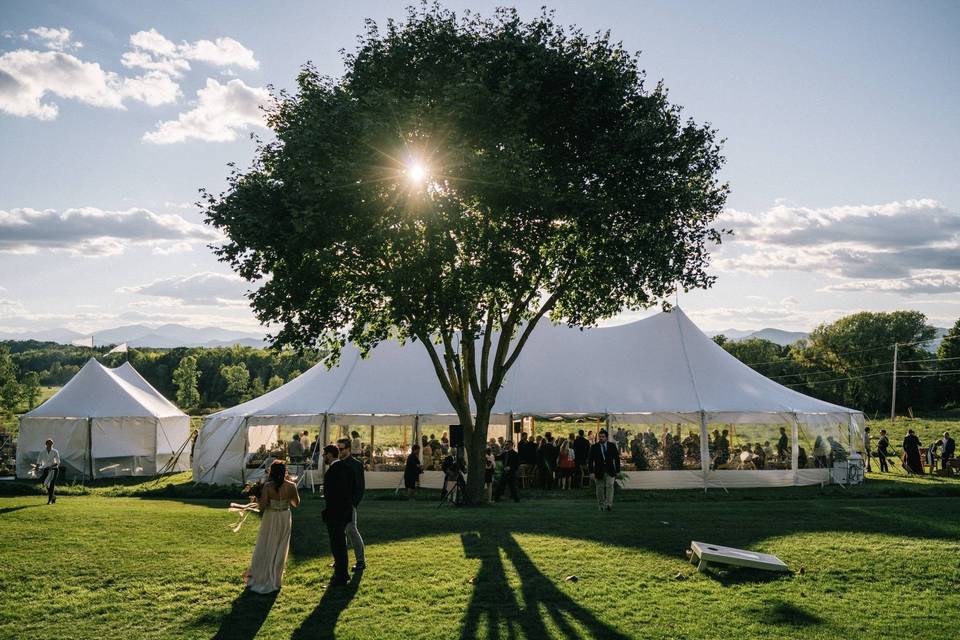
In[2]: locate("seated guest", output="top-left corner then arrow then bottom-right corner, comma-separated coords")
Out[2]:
827,436 -> 847,464
752,443 -> 765,470
736,445 -> 755,470
798,446 -> 808,468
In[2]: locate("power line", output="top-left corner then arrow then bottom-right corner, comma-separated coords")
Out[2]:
762,360 -> 895,381
781,371 -> 892,388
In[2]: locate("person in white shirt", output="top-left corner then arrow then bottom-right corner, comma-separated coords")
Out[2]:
36,438 -> 60,504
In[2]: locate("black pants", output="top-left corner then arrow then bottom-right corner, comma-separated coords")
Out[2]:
877,451 -> 888,472
326,518 -> 349,582
494,471 -> 519,501
39,467 -> 57,502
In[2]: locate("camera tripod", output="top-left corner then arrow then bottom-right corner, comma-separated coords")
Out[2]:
438,471 -> 466,507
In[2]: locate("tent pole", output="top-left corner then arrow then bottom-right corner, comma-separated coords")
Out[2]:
699,411 -> 709,493
791,414 -> 800,486
507,412 -> 514,444
321,413 -> 329,474
413,414 -> 421,463
240,417 -> 250,485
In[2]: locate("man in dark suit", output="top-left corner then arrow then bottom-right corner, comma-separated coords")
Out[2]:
338,438 -> 366,571
322,444 -> 355,585
938,431 -> 955,473
589,429 -> 620,512
573,430 -> 591,488
493,440 -> 520,502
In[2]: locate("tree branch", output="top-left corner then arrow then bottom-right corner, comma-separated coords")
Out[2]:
494,291 -> 561,388
413,330 -> 460,408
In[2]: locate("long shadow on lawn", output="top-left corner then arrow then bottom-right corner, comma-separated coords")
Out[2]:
0,504 -> 41,516
210,588 -> 278,640
290,571 -> 362,640
460,530 -> 632,640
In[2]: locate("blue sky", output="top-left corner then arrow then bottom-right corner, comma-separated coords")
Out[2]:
1,0 -> 958,336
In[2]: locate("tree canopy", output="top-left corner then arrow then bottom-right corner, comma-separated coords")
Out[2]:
203,6 -> 728,500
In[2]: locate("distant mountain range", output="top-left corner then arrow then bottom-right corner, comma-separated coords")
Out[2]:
708,326 -> 949,350
708,328 -> 810,346
0,323 -> 269,349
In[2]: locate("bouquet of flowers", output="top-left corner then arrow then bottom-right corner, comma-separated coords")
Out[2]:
227,480 -> 263,533
615,471 -> 630,489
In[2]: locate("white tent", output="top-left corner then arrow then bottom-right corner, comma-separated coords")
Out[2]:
193,309 -> 864,488
16,359 -> 191,480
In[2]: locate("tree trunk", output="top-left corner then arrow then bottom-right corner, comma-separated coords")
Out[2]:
463,408 -> 490,504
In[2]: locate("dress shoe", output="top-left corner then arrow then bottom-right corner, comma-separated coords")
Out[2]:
352,562 -> 366,571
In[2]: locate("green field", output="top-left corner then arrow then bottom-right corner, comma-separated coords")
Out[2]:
2,470 -> 959,640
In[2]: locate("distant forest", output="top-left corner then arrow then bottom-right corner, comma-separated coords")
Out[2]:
1,310 -> 958,416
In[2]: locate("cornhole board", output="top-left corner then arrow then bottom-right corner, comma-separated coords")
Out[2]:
689,541 -> 789,573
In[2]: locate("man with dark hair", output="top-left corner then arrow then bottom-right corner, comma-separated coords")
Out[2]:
36,438 -> 60,505
862,426 -> 872,472
540,432 -> 557,490
493,440 -> 520,502
322,444 -> 354,585
776,427 -> 789,462
573,429 -> 590,488
589,429 -> 620,511
337,438 -> 366,571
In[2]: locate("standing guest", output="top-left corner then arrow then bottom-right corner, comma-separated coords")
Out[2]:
440,433 -> 450,455
939,432 -> 955,472
484,447 -> 496,502
36,438 -> 60,505
540,433 -> 557,490
321,445 -> 354,585
488,438 -> 501,457
337,438 -> 366,571
518,432 -> 536,483
589,429 -> 620,512
493,441 -> 520,502
776,427 -> 789,461
573,430 -> 591,487
797,446 -> 809,469
245,460 -> 300,593
813,435 -> 830,468
300,431 -> 311,456
902,429 -> 923,475
876,429 -> 890,472
288,434 -> 304,463
350,431 -> 362,456
404,444 -> 423,499
557,438 -> 576,489
862,426 -> 872,472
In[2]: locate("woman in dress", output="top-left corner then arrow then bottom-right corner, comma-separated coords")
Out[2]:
245,460 -> 300,593
902,429 -> 923,474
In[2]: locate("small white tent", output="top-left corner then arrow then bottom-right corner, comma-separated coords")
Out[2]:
193,309 -> 864,488
16,359 -> 191,480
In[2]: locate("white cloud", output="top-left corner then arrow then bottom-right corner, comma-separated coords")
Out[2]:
821,272 -> 960,296
121,29 -> 258,78
152,241 -> 195,255
0,49 -> 180,119
716,199 -> 960,295
0,207 -> 220,256
118,272 -> 252,306
28,27 -> 82,51
143,78 -> 270,144
686,305 -> 851,332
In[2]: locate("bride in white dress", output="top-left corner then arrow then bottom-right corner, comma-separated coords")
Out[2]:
245,460 -> 300,593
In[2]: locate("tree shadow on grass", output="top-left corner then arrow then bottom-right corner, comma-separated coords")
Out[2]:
460,531 -> 632,640
290,570 -> 363,640
746,600 -> 823,627
209,588 -> 279,640
0,504 -> 41,516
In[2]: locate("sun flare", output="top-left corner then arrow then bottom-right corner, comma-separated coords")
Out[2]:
406,162 -> 427,184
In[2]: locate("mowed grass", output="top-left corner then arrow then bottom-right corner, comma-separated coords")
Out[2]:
2,480 -> 959,640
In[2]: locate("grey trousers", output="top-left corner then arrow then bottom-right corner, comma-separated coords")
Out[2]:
595,474 -> 615,508
346,506 -> 365,563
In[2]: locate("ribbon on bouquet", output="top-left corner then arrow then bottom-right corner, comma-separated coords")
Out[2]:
227,502 -> 260,533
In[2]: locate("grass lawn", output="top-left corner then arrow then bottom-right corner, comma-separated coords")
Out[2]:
2,474 -> 959,640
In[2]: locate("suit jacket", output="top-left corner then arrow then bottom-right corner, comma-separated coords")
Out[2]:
500,450 -> 520,474
342,455 -> 365,507
943,437 -> 956,459
573,436 -> 590,463
323,460 -> 355,523
589,441 -> 621,478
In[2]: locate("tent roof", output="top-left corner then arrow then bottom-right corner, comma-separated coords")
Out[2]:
206,308 -> 860,424
25,358 -> 187,419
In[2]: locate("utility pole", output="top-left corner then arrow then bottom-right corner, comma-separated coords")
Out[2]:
890,343 -> 898,423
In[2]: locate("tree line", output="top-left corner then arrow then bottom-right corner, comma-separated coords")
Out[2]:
0,342 -> 320,415
714,311 -> 960,416
1,310 -> 957,418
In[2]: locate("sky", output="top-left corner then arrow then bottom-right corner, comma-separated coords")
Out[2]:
1,0 -> 958,337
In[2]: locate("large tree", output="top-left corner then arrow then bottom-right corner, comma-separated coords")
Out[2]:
204,7 -> 727,501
